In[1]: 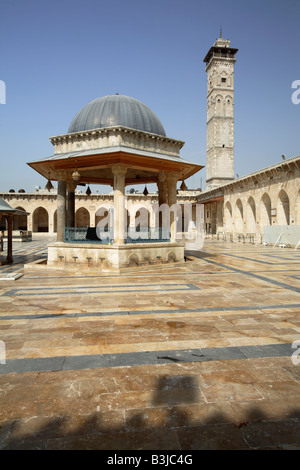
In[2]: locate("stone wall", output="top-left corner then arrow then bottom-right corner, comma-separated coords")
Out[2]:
50,126 -> 184,158
47,241 -> 185,270
198,155 -> 300,244
0,190 -> 199,235
205,38 -> 236,190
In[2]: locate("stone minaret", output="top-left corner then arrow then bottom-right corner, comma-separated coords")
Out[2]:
203,34 -> 238,190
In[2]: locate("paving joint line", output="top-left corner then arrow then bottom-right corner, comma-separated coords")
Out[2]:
0,342 -> 294,375
1,303 -> 300,321
200,257 -> 300,294
1,283 -> 201,297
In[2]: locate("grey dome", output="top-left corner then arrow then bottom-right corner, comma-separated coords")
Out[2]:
68,94 -> 166,136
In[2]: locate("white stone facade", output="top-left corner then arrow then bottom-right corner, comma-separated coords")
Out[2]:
0,190 -> 199,235
198,155 -> 300,244
205,37 -> 237,190
200,37 -> 300,246
50,126 -> 184,158
47,241 -> 185,271
204,38 -> 237,189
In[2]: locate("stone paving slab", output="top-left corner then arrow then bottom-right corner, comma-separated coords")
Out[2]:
0,239 -> 300,450
0,343 -> 295,374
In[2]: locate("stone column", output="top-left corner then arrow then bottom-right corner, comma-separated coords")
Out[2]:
48,210 -> 55,234
67,181 -> 76,228
27,214 -> 32,232
6,215 -> 13,264
166,173 -> 179,242
211,202 -> 217,234
112,165 -> 127,244
57,177 -> 67,242
157,172 -> 167,237
89,208 -> 96,228
157,172 -> 167,207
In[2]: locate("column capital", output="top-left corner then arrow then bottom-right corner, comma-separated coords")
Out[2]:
158,171 -> 166,182
55,170 -> 68,181
166,172 -> 180,183
66,180 -> 77,192
111,164 -> 127,177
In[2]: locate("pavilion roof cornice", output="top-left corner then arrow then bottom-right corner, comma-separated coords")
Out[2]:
27,146 -> 204,186
49,125 -> 185,149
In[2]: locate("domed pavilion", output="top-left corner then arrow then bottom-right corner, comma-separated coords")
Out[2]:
27,94 -> 203,270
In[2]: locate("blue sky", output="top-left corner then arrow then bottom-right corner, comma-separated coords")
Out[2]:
0,0 -> 299,193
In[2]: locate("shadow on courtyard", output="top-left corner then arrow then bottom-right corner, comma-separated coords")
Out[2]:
185,249 -> 218,260
1,374 -> 300,450
0,238 -> 52,274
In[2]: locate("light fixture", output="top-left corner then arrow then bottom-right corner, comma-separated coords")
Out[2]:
86,186 -> 91,196
180,180 -> 187,191
143,186 -> 149,196
45,173 -> 54,191
72,169 -> 80,181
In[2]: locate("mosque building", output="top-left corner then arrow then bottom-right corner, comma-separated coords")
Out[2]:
1,34 -> 300,252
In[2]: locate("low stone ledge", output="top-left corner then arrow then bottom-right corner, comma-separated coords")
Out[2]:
47,241 -> 185,271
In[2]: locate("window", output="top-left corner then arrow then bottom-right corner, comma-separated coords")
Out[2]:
221,77 -> 226,83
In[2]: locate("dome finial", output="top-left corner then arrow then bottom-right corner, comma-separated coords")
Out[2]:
220,25 -> 222,38
115,92 -> 119,95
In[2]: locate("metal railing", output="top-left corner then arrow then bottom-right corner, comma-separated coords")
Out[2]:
64,227 -> 112,244
63,227 -> 171,244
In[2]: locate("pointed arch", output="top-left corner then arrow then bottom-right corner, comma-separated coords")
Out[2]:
215,93 -> 224,115
76,207 -> 90,228
134,207 -> 150,231
13,206 -> 28,230
224,94 -> 233,117
260,193 -> 272,227
277,189 -> 290,225
235,198 -> 244,233
224,201 -> 233,231
95,204 -> 113,234
218,70 -> 228,86
32,207 -> 48,232
127,206 -> 150,239
246,196 -> 256,233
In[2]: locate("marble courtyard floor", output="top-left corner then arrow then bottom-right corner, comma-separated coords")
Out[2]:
0,237 -> 300,450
